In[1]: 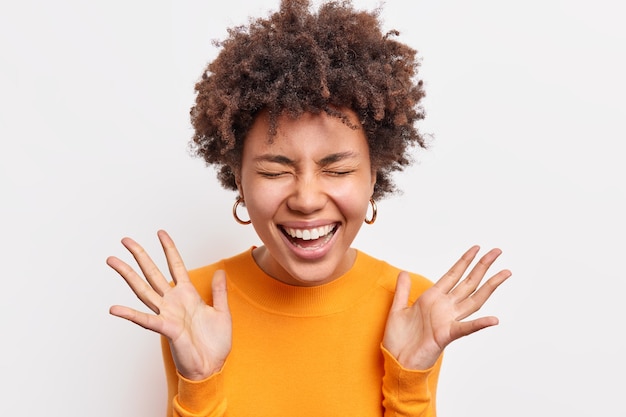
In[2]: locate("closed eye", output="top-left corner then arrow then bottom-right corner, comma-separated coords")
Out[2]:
258,171 -> 289,178
324,170 -> 355,176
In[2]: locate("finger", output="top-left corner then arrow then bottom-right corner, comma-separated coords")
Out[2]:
106,256 -> 162,313
109,305 -> 165,334
389,271 -> 412,313
157,229 -> 190,286
211,270 -> 230,313
434,245 -> 480,293
121,236 -> 171,296
451,248 -> 503,299
451,316 -> 500,340
456,269 -> 512,320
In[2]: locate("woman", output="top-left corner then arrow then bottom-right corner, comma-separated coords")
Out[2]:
107,1 -> 511,415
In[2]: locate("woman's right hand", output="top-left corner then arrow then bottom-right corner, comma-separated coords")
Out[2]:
107,229 -> 232,381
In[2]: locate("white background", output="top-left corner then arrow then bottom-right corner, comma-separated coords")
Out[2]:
1,0 -> 624,415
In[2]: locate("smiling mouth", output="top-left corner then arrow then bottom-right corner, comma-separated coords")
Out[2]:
281,224 -> 337,250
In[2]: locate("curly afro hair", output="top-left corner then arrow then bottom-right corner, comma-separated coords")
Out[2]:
190,0 -> 428,200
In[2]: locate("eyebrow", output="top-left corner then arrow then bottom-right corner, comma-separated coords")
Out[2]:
254,154 -> 295,166
318,151 -> 359,166
254,151 -> 359,167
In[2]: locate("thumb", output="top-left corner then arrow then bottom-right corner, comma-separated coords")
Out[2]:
211,269 -> 230,313
389,271 -> 411,313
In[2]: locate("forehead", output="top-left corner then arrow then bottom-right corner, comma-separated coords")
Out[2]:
243,109 -> 369,157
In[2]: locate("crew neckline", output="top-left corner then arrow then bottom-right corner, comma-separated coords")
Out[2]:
224,247 -> 383,317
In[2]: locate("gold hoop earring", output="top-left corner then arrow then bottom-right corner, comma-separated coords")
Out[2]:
364,198 -> 377,225
232,197 -> 251,225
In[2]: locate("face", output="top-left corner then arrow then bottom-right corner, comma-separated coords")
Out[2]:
236,109 -> 376,287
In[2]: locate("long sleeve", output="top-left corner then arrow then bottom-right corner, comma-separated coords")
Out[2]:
159,249 -> 442,417
172,372 -> 227,417
162,337 -> 227,417
382,346 -> 442,417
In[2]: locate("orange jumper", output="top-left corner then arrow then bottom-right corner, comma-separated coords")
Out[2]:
162,248 -> 442,416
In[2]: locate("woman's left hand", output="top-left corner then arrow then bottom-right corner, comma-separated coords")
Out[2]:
382,246 -> 512,370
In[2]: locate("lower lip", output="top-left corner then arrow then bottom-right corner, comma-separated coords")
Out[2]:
280,227 -> 338,260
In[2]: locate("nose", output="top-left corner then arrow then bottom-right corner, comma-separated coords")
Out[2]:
286,176 -> 327,215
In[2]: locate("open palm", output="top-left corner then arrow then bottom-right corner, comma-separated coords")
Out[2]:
107,230 -> 232,380
383,246 -> 511,370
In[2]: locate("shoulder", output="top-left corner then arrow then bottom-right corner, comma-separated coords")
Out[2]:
355,250 -> 435,303
187,247 -> 254,302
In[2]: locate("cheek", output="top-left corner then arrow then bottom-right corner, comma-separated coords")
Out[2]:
242,182 -> 285,219
326,181 -> 372,216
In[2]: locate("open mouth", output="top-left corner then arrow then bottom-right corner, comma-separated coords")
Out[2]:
281,224 -> 338,250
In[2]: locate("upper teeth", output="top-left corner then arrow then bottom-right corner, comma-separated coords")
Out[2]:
284,225 -> 334,240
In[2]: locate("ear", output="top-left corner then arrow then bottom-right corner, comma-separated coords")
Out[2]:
235,173 -> 244,199
369,171 -> 377,196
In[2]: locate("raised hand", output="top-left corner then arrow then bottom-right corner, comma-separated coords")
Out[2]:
383,246 -> 511,370
107,230 -> 232,380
